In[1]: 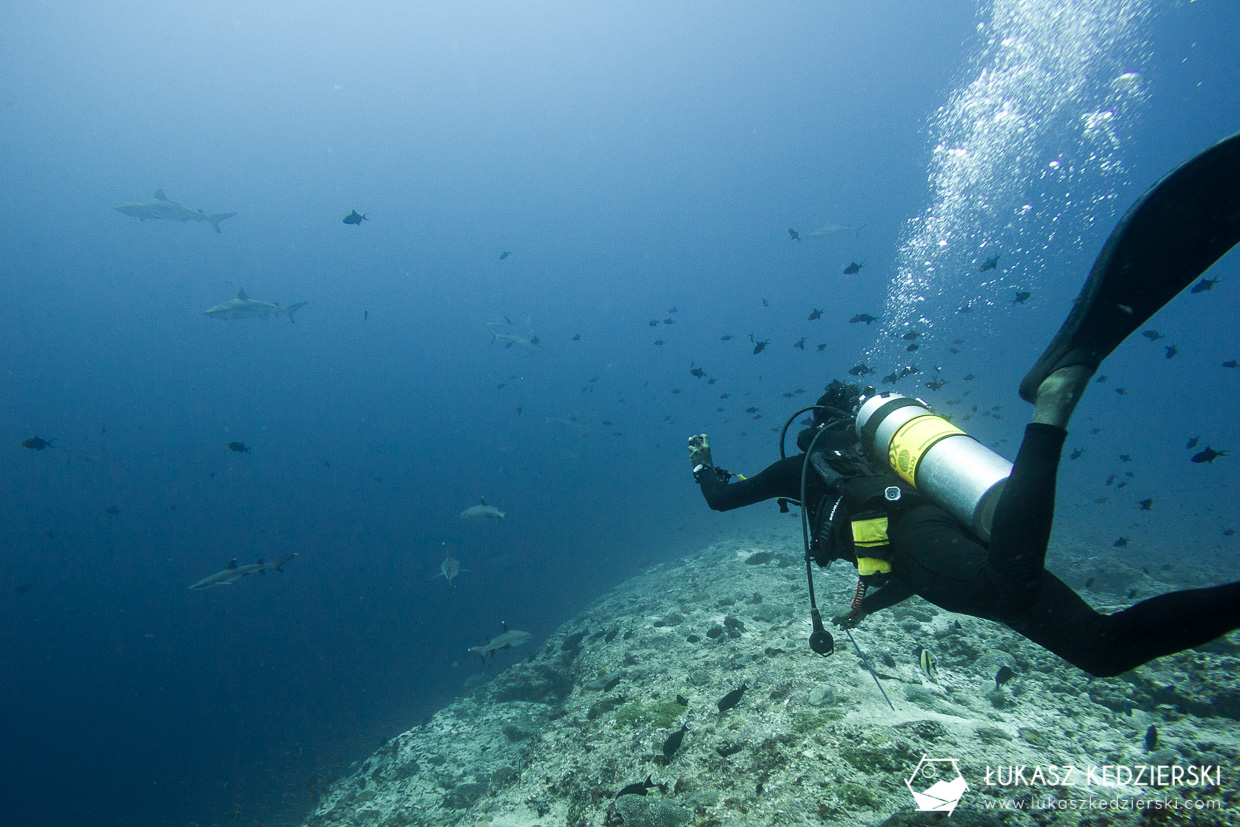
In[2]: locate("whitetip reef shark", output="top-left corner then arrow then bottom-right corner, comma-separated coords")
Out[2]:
189,554 -> 296,590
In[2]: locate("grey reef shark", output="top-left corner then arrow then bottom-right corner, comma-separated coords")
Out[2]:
114,189 -> 236,233
204,288 -> 308,323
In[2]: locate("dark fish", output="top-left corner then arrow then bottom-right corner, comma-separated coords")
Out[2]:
1190,276 -> 1220,293
572,333 -> 581,341
843,261 -> 864,275
21,436 -> 54,451
994,665 -> 1014,688
227,441 -> 252,454
816,344 -> 827,352
1223,528 -> 1236,536
363,310 -> 368,321
1165,345 -> 1179,359
793,337 -> 806,350
1142,329 -> 1164,341
788,228 -> 800,241
1138,499 -> 1154,511
762,298 -> 769,307
1191,447 -> 1227,464
848,363 -> 875,377
925,379 -> 947,390
1012,291 -> 1031,304
104,506 -> 120,515
689,365 -> 706,378
1186,436 -> 1201,449
663,318 -> 675,325
808,308 -> 823,320
653,339 -> 665,346
720,334 -> 734,341
1113,537 -> 1128,547
662,724 -> 689,760
649,319 -> 659,327
1144,724 -> 1158,752
745,406 -> 759,413
1127,589 -> 1137,599
849,313 -> 878,324
898,365 -> 918,379
499,251 -> 510,260
906,344 -> 919,352
1119,454 -> 1132,462
882,372 -> 899,384
1224,360 -> 1239,368
1070,448 -> 1084,460
752,338 -> 770,355
958,303 -> 973,314
717,684 -> 747,713
342,209 -> 368,225
1085,577 -> 1095,589
616,775 -> 657,797
901,330 -> 920,340
675,694 -> 688,706
979,255 -> 1000,271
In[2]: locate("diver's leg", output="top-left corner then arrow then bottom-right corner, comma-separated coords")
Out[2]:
1020,131 -> 1240,403
1031,365 -> 1093,430
1009,573 -> 1240,677
985,422 -> 1068,599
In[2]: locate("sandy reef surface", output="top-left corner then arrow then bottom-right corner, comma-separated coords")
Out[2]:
300,531 -> 1240,827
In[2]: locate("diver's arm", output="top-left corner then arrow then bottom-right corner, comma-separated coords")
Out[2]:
696,455 -> 803,512
858,580 -> 915,615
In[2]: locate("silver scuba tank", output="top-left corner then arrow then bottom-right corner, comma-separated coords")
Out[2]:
854,391 -> 1012,541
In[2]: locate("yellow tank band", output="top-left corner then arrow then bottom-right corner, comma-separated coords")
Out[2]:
888,414 -> 965,487
856,556 -> 892,576
851,516 -> 889,548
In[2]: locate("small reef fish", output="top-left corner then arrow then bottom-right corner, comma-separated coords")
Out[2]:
499,251 -> 510,260
843,261 -> 864,275
994,665 -> 1014,688
342,209 -> 368,225
616,776 -> 659,798
227,441 -> 251,454
849,313 -> 878,324
1190,276 -> 1220,293
917,647 -> 936,680
460,498 -> 505,520
717,684 -> 747,713
1012,291 -> 1031,304
788,228 -> 800,241
662,724 -> 689,761
467,621 -> 531,659
190,554 -> 296,590
21,436 -> 55,451
1191,447 -> 1227,464
979,255 -> 1000,272
1144,725 -> 1159,752
808,308 -> 823,320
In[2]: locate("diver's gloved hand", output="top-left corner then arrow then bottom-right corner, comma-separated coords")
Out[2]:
831,609 -> 865,629
688,434 -> 713,469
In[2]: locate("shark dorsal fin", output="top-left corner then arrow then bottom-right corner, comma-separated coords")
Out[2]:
226,558 -> 238,569
501,620 -> 509,632
154,189 -> 167,200
256,558 -> 265,566
237,288 -> 248,300
480,497 -> 487,506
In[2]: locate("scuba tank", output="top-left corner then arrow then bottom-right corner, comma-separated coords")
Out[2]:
854,391 -> 1011,541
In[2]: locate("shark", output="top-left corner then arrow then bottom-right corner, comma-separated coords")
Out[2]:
485,321 -> 552,356
114,189 -> 237,233
189,554 -> 296,590
468,621 -> 532,659
807,222 -> 866,239
460,498 -> 505,520
433,551 -> 469,587
204,288 -> 308,323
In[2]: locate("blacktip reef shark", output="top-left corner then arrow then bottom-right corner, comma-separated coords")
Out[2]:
205,288 -> 308,323
460,498 -> 505,520
189,554 -> 296,590
485,321 -> 552,356
468,621 -> 532,659
114,189 -> 237,233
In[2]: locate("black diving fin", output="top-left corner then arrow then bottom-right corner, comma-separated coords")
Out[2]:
1021,131 -> 1240,403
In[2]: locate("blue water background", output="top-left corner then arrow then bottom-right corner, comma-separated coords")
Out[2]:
1,3 -> 1237,825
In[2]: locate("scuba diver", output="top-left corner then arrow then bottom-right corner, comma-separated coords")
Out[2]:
689,131 -> 1240,678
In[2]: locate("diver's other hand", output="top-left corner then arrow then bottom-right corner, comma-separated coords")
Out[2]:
688,433 -> 712,469
832,609 -> 865,629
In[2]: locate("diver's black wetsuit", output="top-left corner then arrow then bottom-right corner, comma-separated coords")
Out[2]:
698,423 -> 1240,677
